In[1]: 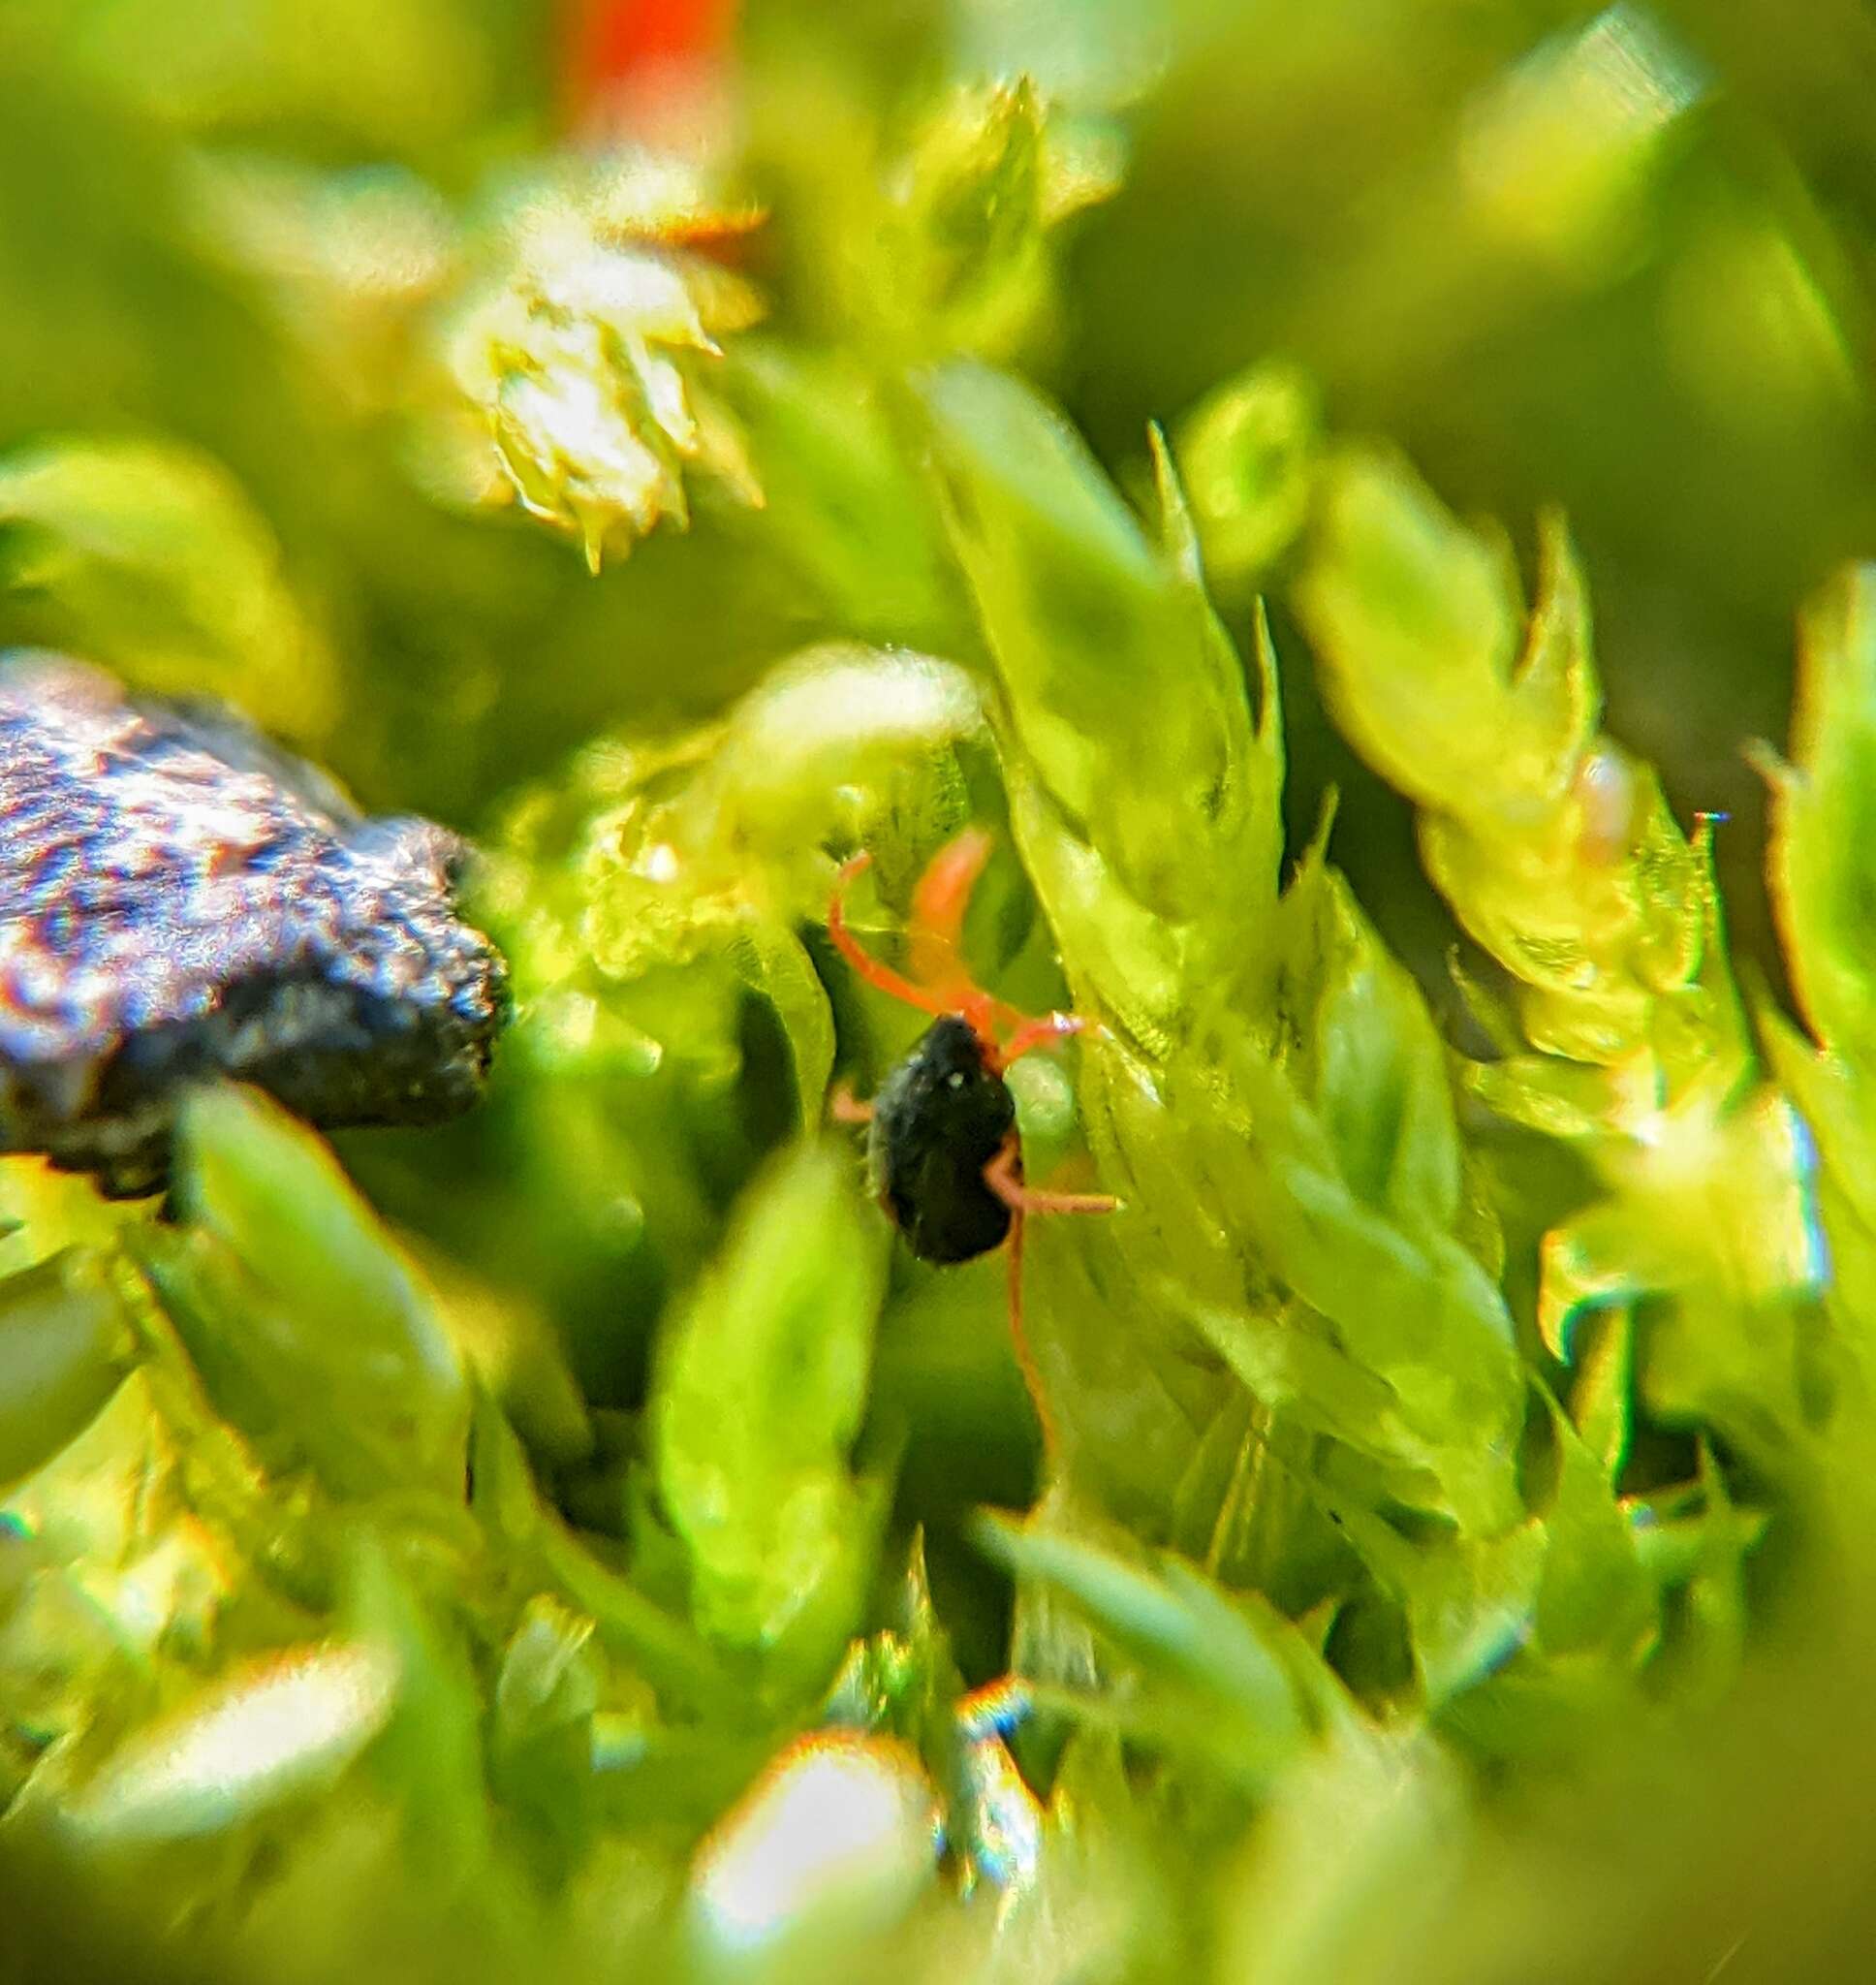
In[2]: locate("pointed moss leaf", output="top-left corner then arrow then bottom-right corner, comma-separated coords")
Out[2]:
341,1534 -> 490,1876
652,1143 -> 886,1689
875,78 -> 1118,360
1173,358 -> 1322,587
1002,758 -> 1187,1051
1149,425 -> 1287,914
1631,804 -> 1725,1008
1659,836 -> 1753,1094
1297,454 -> 1595,824
1537,1212 -> 1642,1365
496,1595 -> 603,1741
1182,1292 -> 1397,1447
172,1086 -> 468,1494
64,1638 -> 399,1845
1514,513 -> 1604,802
840,1535 -> 962,1737
1465,1053 -> 1640,1142
1625,1465 -> 1768,1597
1282,857 -> 1461,1234
1532,1403 -> 1657,1661
0,435 -> 336,740
916,78 -> 1047,312
0,1249 -> 130,1488
1197,1052 -> 1525,1532
490,1594 -> 604,1856
1543,1087 -> 1823,1451
62,1288 -> 328,1613
1765,564 -> 1876,1068
1168,1387 -> 1261,1566
921,362 -> 1271,935
1569,1304 -> 1635,1476
179,1087 -> 461,1398
1214,1730 -> 1466,1985
1007,1207 -> 1234,1531
1179,1294 -> 1449,1514
1250,595 -> 1286,769
1075,931 -> 1522,1532
1158,1555 -> 1365,1740
1,1368 -> 202,1609
1339,1503 -> 1546,1706
470,1401 -> 729,1715
468,1389 -> 542,1549
1427,761 -> 1711,1068
728,924 -> 836,1133
976,1513 -> 1313,1777
1660,1442 -> 1758,1708
1297,451 -> 1740,1105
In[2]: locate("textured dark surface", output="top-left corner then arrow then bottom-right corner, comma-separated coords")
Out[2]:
867,1014 -> 1016,1266
0,652 -> 509,1195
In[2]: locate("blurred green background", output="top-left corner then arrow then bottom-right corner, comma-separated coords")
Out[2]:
8,0 -> 1873,948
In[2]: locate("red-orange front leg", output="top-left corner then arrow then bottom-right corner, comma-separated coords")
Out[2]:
827,1081 -> 874,1125
985,1138 -> 1118,1467
993,1010 -> 1094,1071
829,834 -> 1105,1067
906,827 -> 994,1006
907,829 -> 1038,1040
984,1142 -> 1120,1218
826,851 -> 959,1020
906,834 -> 1110,1065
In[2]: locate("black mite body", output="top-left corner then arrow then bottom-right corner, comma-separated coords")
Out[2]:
827,834 -> 1116,1450
867,1014 -> 1016,1264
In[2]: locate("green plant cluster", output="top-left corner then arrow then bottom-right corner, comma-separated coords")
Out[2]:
6,4 -> 1876,1981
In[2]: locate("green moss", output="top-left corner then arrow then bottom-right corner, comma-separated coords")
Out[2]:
4,5 -> 1876,1980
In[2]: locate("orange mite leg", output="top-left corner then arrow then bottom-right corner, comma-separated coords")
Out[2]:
1004,1208 -> 1058,1462
984,1142 -> 1120,1218
828,1082 -> 874,1125
907,827 -> 995,1001
989,1135 -> 1118,1467
995,1009 -> 1090,1070
826,850 -> 957,1020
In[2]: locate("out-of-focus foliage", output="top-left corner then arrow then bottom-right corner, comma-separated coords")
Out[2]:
651,1142 -> 886,1697
437,153 -> 766,570
0,437 -> 340,740
1291,452 -> 1824,1471
5,3 -> 1876,1983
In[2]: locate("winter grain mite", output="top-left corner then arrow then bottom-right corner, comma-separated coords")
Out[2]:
0,651 -> 509,1197
826,830 -> 1116,1449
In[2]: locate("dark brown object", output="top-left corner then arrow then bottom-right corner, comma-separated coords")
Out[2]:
0,652 -> 508,1196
